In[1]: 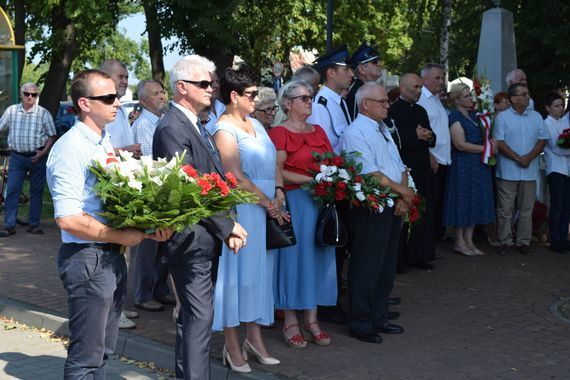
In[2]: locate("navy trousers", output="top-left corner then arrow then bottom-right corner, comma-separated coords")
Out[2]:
133,239 -> 170,303
58,243 -> 127,379
4,152 -> 47,228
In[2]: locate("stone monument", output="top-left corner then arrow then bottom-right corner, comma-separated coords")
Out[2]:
475,0 -> 517,93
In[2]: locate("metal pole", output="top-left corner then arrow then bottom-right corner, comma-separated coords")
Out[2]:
326,0 -> 333,52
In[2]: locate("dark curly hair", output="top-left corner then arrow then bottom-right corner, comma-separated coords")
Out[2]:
219,65 -> 259,105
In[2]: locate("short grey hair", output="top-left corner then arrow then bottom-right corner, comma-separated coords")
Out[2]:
273,80 -> 313,125
292,66 -> 319,90
20,82 -> 38,93
169,55 -> 216,94
99,59 -> 127,75
420,63 -> 444,78
255,87 -> 276,108
355,82 -> 381,107
137,79 -> 163,100
505,69 -> 525,86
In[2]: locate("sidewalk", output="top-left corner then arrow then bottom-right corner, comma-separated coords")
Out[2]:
1,222 -> 570,379
0,318 -> 170,379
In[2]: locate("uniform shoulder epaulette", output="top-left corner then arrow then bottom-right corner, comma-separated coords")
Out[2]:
317,96 -> 328,107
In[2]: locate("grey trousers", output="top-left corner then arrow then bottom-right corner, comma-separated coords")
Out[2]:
169,260 -> 213,380
496,178 -> 536,246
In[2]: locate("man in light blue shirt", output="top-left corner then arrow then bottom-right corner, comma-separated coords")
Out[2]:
340,82 -> 414,344
494,83 -> 547,255
46,69 -> 171,379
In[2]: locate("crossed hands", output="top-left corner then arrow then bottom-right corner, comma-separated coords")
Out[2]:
225,222 -> 248,254
267,197 -> 291,225
416,125 -> 433,142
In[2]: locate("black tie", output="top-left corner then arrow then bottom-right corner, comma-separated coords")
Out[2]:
340,98 -> 352,124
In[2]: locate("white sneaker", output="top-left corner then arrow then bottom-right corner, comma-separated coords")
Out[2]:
119,312 -> 136,329
123,309 -> 138,318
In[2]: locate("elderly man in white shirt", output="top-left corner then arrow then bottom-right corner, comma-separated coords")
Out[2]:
418,63 -> 450,238
340,82 -> 414,344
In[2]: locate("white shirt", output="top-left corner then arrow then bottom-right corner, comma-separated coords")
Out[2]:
105,106 -> 134,148
417,87 -> 451,165
172,101 -> 200,134
308,85 -> 351,154
132,108 -> 160,156
340,114 -> 406,184
543,115 -> 570,176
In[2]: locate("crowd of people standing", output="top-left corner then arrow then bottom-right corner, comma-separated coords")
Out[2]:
0,41 -> 568,379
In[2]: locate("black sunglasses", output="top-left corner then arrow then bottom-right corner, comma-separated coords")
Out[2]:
85,94 -> 118,105
22,92 -> 38,98
255,105 -> 279,115
289,95 -> 314,103
242,90 -> 259,100
180,80 -> 212,89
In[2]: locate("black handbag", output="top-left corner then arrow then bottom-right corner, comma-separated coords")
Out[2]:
315,202 -> 347,247
266,193 -> 296,249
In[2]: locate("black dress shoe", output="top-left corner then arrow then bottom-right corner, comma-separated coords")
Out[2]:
396,264 -> 408,274
374,322 -> 404,334
387,311 -> 400,320
349,329 -> 382,343
549,244 -> 568,254
155,294 -> 176,305
0,227 -> 16,238
413,262 -> 435,270
26,226 -> 44,235
388,297 -> 401,305
135,300 -> 165,312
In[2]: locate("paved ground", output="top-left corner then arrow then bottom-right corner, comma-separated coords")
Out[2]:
1,222 -> 570,379
0,318 -> 172,379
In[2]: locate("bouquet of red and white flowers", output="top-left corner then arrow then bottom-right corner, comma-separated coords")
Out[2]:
303,152 -> 397,213
89,150 -> 257,232
556,128 -> 570,149
473,77 -> 495,166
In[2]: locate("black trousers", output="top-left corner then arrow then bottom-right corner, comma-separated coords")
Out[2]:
347,207 -> 401,334
547,172 -> 570,245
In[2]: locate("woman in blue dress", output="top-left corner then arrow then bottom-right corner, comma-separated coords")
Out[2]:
443,83 -> 496,256
212,66 -> 286,373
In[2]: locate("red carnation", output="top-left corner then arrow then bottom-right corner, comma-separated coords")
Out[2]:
352,200 -> 360,207
334,190 -> 346,201
337,181 -> 347,190
326,182 -> 333,187
106,157 -> 119,165
367,194 -> 377,202
182,164 -> 199,178
315,183 -> 328,196
218,181 -> 230,196
348,166 -> 356,173
413,195 -> 421,206
409,207 -> 420,223
197,178 -> 213,195
225,172 -> 238,188
332,155 -> 344,167
354,175 -> 362,183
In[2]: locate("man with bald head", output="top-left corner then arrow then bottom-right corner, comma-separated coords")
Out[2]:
388,73 -> 437,273
0,82 -> 57,237
341,83 -> 414,343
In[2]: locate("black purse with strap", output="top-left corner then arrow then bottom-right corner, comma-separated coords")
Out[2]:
315,202 -> 347,247
266,192 -> 296,250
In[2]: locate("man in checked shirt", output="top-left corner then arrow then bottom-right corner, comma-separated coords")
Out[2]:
0,82 -> 57,237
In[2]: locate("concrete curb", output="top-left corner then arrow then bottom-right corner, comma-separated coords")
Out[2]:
0,297 -> 281,379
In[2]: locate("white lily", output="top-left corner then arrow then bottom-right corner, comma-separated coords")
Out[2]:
356,191 -> 365,201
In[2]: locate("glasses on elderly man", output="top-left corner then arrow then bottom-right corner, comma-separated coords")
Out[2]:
365,97 -> 389,105
255,105 -> 279,115
22,92 -> 39,98
289,95 -> 314,103
180,80 -> 213,89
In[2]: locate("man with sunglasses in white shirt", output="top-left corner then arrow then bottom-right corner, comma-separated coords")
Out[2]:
0,82 -> 57,237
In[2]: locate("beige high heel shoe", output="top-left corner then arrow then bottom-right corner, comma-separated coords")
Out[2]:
242,339 -> 280,365
222,345 -> 251,373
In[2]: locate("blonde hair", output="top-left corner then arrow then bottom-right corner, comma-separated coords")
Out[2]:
448,82 -> 470,104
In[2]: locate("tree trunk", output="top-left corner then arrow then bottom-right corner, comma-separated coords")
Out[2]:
38,3 -> 77,118
143,0 -> 165,84
439,0 -> 452,88
14,0 -> 25,83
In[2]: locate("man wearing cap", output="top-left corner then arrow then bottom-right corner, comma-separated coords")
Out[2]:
346,43 -> 382,121
307,46 -> 354,154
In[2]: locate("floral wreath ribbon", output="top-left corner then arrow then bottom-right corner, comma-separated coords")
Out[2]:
477,111 -> 495,166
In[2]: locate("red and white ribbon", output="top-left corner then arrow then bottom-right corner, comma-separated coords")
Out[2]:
477,112 -> 493,165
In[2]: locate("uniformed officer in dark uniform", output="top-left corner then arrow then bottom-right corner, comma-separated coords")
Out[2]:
346,43 -> 382,121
